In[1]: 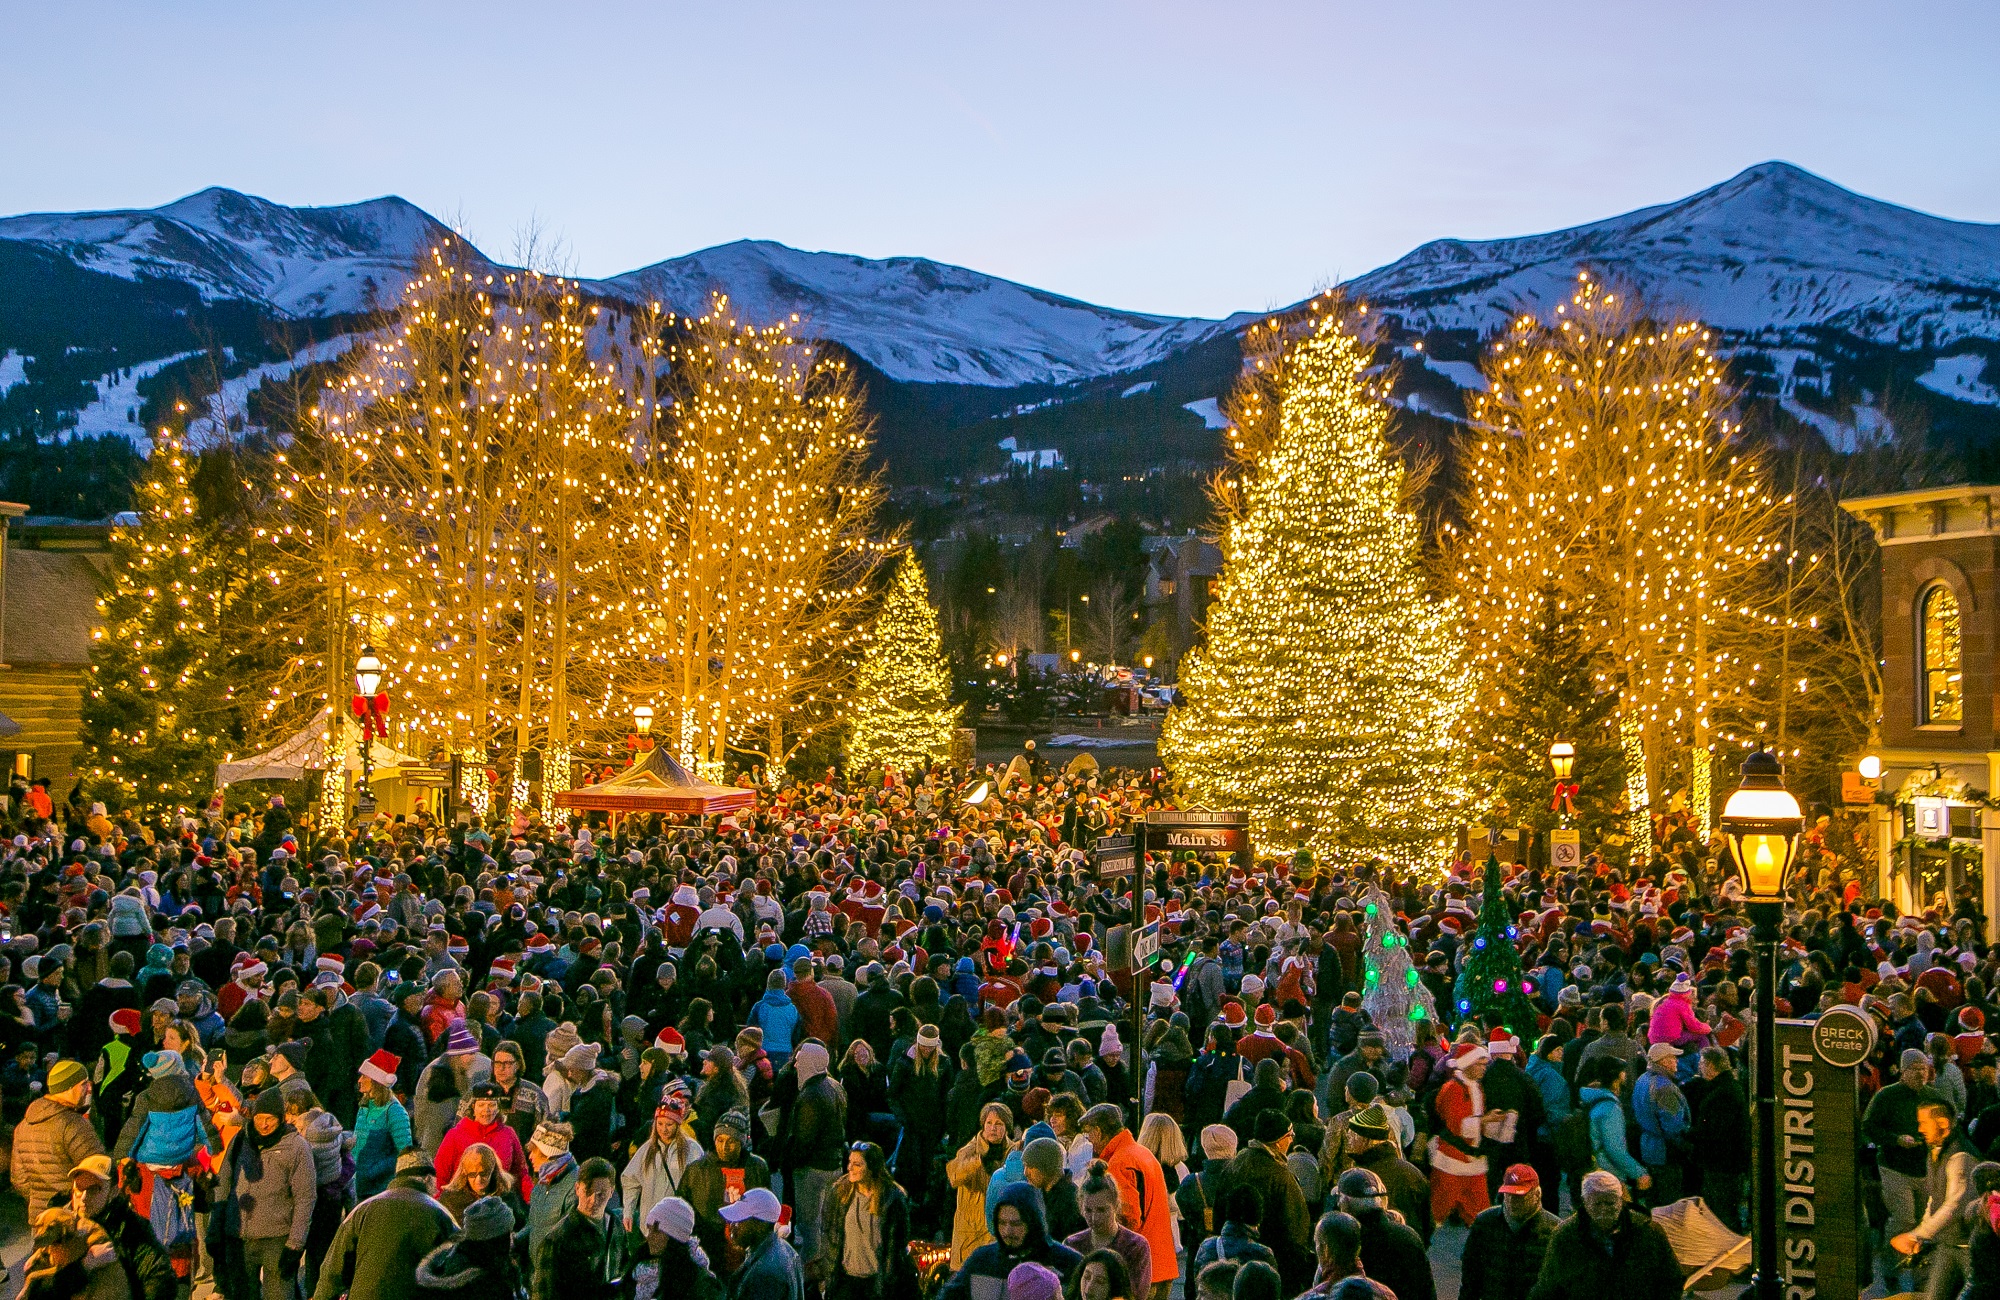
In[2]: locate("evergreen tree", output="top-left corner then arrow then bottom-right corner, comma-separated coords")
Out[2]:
1470,586 -> 1624,844
1451,855 -> 1538,1037
1161,304 -> 1471,870
1359,886 -> 1436,1056
78,436 -> 277,808
847,553 -> 960,776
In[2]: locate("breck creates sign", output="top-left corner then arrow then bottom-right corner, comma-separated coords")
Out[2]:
1756,1019 -> 1863,1300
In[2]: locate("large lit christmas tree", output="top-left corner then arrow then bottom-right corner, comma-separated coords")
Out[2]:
1359,887 -> 1435,1057
1161,302 -> 1471,871
1451,855 -> 1538,1037
79,436 -> 274,807
846,553 -> 959,776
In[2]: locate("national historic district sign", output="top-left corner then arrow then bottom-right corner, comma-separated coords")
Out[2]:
1752,1015 -> 1870,1300
1143,809 -> 1250,854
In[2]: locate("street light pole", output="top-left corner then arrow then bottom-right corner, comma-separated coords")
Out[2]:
352,646 -> 387,815
1719,746 -> 1803,1300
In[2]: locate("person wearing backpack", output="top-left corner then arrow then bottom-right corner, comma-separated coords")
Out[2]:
1185,939 -> 1227,1044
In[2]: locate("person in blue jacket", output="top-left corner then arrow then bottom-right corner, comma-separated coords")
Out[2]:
1525,1034 -> 1572,1197
746,971 -> 800,1066
1578,1056 -> 1649,1196
1630,1043 -> 1688,1203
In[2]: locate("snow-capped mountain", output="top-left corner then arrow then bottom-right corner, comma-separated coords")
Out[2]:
1345,162 -> 2000,350
607,240 -> 1241,387
0,187 -> 455,317
2,162 -> 1996,466
0,188 -> 1232,387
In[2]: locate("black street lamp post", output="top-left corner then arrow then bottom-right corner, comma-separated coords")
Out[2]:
1719,747 -> 1804,1300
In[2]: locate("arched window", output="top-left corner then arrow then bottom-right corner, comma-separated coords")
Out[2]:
1920,583 -> 1963,725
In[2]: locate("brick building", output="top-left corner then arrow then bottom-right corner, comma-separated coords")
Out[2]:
1843,485 -> 2000,927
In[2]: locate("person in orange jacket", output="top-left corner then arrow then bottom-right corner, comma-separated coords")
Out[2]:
1078,1102 -> 1178,1296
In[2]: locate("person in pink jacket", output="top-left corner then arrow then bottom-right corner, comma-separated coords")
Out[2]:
1648,975 -> 1713,1079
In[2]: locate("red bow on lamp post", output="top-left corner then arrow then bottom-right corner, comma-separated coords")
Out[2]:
351,646 -> 391,810
1548,740 -> 1578,817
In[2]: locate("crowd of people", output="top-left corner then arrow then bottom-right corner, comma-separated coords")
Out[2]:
0,764 -> 1994,1300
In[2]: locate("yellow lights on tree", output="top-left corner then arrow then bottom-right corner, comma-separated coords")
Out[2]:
1161,301 -> 1471,872
1450,272 -> 1794,865
847,552 -> 961,777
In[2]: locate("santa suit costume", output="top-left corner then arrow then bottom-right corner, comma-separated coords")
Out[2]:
1237,1005 -> 1288,1068
1429,1041 -> 1492,1227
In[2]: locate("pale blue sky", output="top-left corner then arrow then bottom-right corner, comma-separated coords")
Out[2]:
3,1 -> 1995,318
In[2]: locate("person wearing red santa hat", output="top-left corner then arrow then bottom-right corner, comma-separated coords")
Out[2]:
217,953 -> 268,1020
1238,1003 -> 1288,1070
1430,1040 -> 1494,1227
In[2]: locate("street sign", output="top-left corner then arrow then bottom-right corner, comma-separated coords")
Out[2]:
1143,810 -> 1249,853
1095,834 -> 1137,877
1131,921 -> 1160,969
1550,829 -> 1581,871
1753,1019 -> 1862,1300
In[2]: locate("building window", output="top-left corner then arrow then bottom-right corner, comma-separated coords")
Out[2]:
1920,582 -> 1963,725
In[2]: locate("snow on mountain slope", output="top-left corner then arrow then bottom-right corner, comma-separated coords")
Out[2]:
0,187 -> 455,316
1343,162 -> 2000,350
603,240 -> 1235,386
66,350 -> 201,439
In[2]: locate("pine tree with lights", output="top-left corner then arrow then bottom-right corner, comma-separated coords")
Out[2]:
1451,854 -> 1538,1037
1471,586 -> 1624,844
79,436 -> 270,808
1359,887 -> 1436,1057
1161,302 -> 1471,871
847,553 -> 960,776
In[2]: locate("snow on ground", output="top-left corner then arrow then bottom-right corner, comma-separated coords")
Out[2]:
0,352 -> 27,397
1779,396 -> 1857,451
1917,354 -> 2000,405
1424,357 -> 1488,390
1121,381 -> 1157,397
183,335 -> 358,449
1183,397 -> 1230,428
65,351 -> 201,441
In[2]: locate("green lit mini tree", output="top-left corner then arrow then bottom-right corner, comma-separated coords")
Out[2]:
1451,854 -> 1538,1037
1359,886 -> 1436,1057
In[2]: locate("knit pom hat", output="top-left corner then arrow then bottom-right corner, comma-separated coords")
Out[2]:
142,1050 -> 185,1080
461,1195 -> 515,1241
442,1020 -> 481,1056
544,1022 -> 582,1061
530,1119 -> 573,1155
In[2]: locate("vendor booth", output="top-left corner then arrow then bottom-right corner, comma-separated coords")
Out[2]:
553,747 -> 756,826
215,708 -> 427,818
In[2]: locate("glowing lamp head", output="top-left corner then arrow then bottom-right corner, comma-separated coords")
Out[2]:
354,646 -> 384,697
1720,746 -> 1803,902
995,653 -> 1009,667
1548,739 -> 1575,780
1143,655 -> 1154,669
1070,650 -> 1081,663
633,704 -> 654,735
1858,754 -> 1882,780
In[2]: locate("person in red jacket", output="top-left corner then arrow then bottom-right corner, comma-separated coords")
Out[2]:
787,957 -> 839,1051
433,1081 -> 531,1188
1429,1041 -> 1493,1228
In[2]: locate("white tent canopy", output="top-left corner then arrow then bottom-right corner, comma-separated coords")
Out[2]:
215,708 -> 422,788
